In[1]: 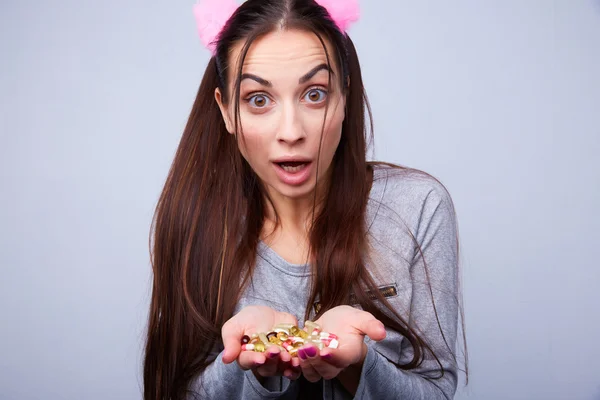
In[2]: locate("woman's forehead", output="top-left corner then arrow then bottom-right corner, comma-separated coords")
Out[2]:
230,29 -> 339,80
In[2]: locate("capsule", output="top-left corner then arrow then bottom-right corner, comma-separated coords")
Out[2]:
269,336 -> 282,345
276,332 -> 289,341
290,326 -> 301,336
297,330 -> 309,339
304,321 -> 320,332
241,344 -> 255,351
258,333 -> 269,345
328,339 -> 339,349
282,340 -> 294,351
254,342 -> 266,352
241,335 -> 250,344
320,332 -> 338,340
274,323 -> 295,330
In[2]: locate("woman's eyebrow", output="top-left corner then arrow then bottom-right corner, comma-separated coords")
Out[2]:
240,73 -> 272,87
299,63 -> 333,84
239,63 -> 334,87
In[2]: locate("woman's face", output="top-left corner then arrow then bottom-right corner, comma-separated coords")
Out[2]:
216,29 -> 346,202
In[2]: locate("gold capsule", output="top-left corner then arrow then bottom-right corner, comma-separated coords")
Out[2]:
290,326 -> 301,336
269,336 -> 282,345
277,332 -> 289,341
254,342 -> 266,352
297,330 -> 309,339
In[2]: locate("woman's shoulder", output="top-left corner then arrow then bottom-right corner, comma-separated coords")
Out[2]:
368,162 -> 456,224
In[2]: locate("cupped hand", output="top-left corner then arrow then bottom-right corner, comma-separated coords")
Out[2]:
221,305 -> 302,380
297,305 -> 387,382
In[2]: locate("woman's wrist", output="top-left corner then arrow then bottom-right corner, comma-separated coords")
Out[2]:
336,342 -> 368,395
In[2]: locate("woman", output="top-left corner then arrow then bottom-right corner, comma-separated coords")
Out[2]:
144,0 -> 465,399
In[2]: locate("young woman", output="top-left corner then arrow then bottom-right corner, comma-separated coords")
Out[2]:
144,0 -> 465,399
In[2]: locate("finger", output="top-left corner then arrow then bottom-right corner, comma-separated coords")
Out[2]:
221,321 -> 243,364
237,350 -> 266,370
279,349 -> 291,364
301,345 -> 341,381
317,348 -> 347,369
283,367 -> 301,381
297,346 -> 322,383
255,346 -> 281,377
355,312 -> 387,341
290,356 -> 301,368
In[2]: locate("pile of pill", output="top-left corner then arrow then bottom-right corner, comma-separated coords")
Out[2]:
240,320 -> 338,357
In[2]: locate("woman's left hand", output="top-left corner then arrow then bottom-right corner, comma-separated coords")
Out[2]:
297,305 -> 387,382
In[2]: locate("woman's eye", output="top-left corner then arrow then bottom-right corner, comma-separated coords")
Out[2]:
304,88 -> 327,103
247,94 -> 271,108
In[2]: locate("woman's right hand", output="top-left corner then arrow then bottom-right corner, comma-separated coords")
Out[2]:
221,305 -> 302,381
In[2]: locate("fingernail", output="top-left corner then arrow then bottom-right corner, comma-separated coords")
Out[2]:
298,349 -> 307,360
305,347 -> 317,357
321,352 -> 332,360
267,351 -> 278,359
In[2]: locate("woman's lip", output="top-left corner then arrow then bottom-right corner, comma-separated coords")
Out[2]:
272,161 -> 312,186
272,158 -> 312,164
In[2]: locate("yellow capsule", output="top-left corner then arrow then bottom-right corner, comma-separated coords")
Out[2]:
277,332 -> 289,341
274,323 -> 295,330
254,342 -> 266,352
290,326 -> 301,336
297,330 -> 309,339
269,336 -> 282,345
304,321 -> 320,332
259,333 -> 269,345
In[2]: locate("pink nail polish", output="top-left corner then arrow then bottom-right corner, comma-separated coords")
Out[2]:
305,347 -> 317,357
298,349 -> 307,360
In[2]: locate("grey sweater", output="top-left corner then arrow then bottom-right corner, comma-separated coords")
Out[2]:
189,166 -> 459,399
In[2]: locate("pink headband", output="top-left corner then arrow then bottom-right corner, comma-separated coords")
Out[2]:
193,0 -> 360,54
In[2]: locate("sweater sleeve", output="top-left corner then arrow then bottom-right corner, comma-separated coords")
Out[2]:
187,352 -> 299,399
355,182 -> 460,399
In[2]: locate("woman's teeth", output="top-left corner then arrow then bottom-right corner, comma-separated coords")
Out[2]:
280,162 -> 306,172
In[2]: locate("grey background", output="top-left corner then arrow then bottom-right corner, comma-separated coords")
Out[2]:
1,0 -> 599,399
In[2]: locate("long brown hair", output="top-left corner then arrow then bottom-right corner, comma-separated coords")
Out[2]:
144,1 -> 465,399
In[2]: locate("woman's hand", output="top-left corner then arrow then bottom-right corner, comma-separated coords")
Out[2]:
221,305 -> 302,380
297,305 -> 387,382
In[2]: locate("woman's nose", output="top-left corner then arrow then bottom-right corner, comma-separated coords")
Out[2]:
275,104 -> 307,144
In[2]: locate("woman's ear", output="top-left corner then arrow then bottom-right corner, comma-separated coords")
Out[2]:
215,88 -> 234,134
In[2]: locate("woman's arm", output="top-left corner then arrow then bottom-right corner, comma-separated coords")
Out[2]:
188,351 -> 300,399
344,183 -> 460,399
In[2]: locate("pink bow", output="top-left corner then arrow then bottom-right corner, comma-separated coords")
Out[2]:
314,0 -> 360,32
193,0 -> 360,54
192,0 -> 239,54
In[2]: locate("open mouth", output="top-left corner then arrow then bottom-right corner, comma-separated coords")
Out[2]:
275,161 -> 310,173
